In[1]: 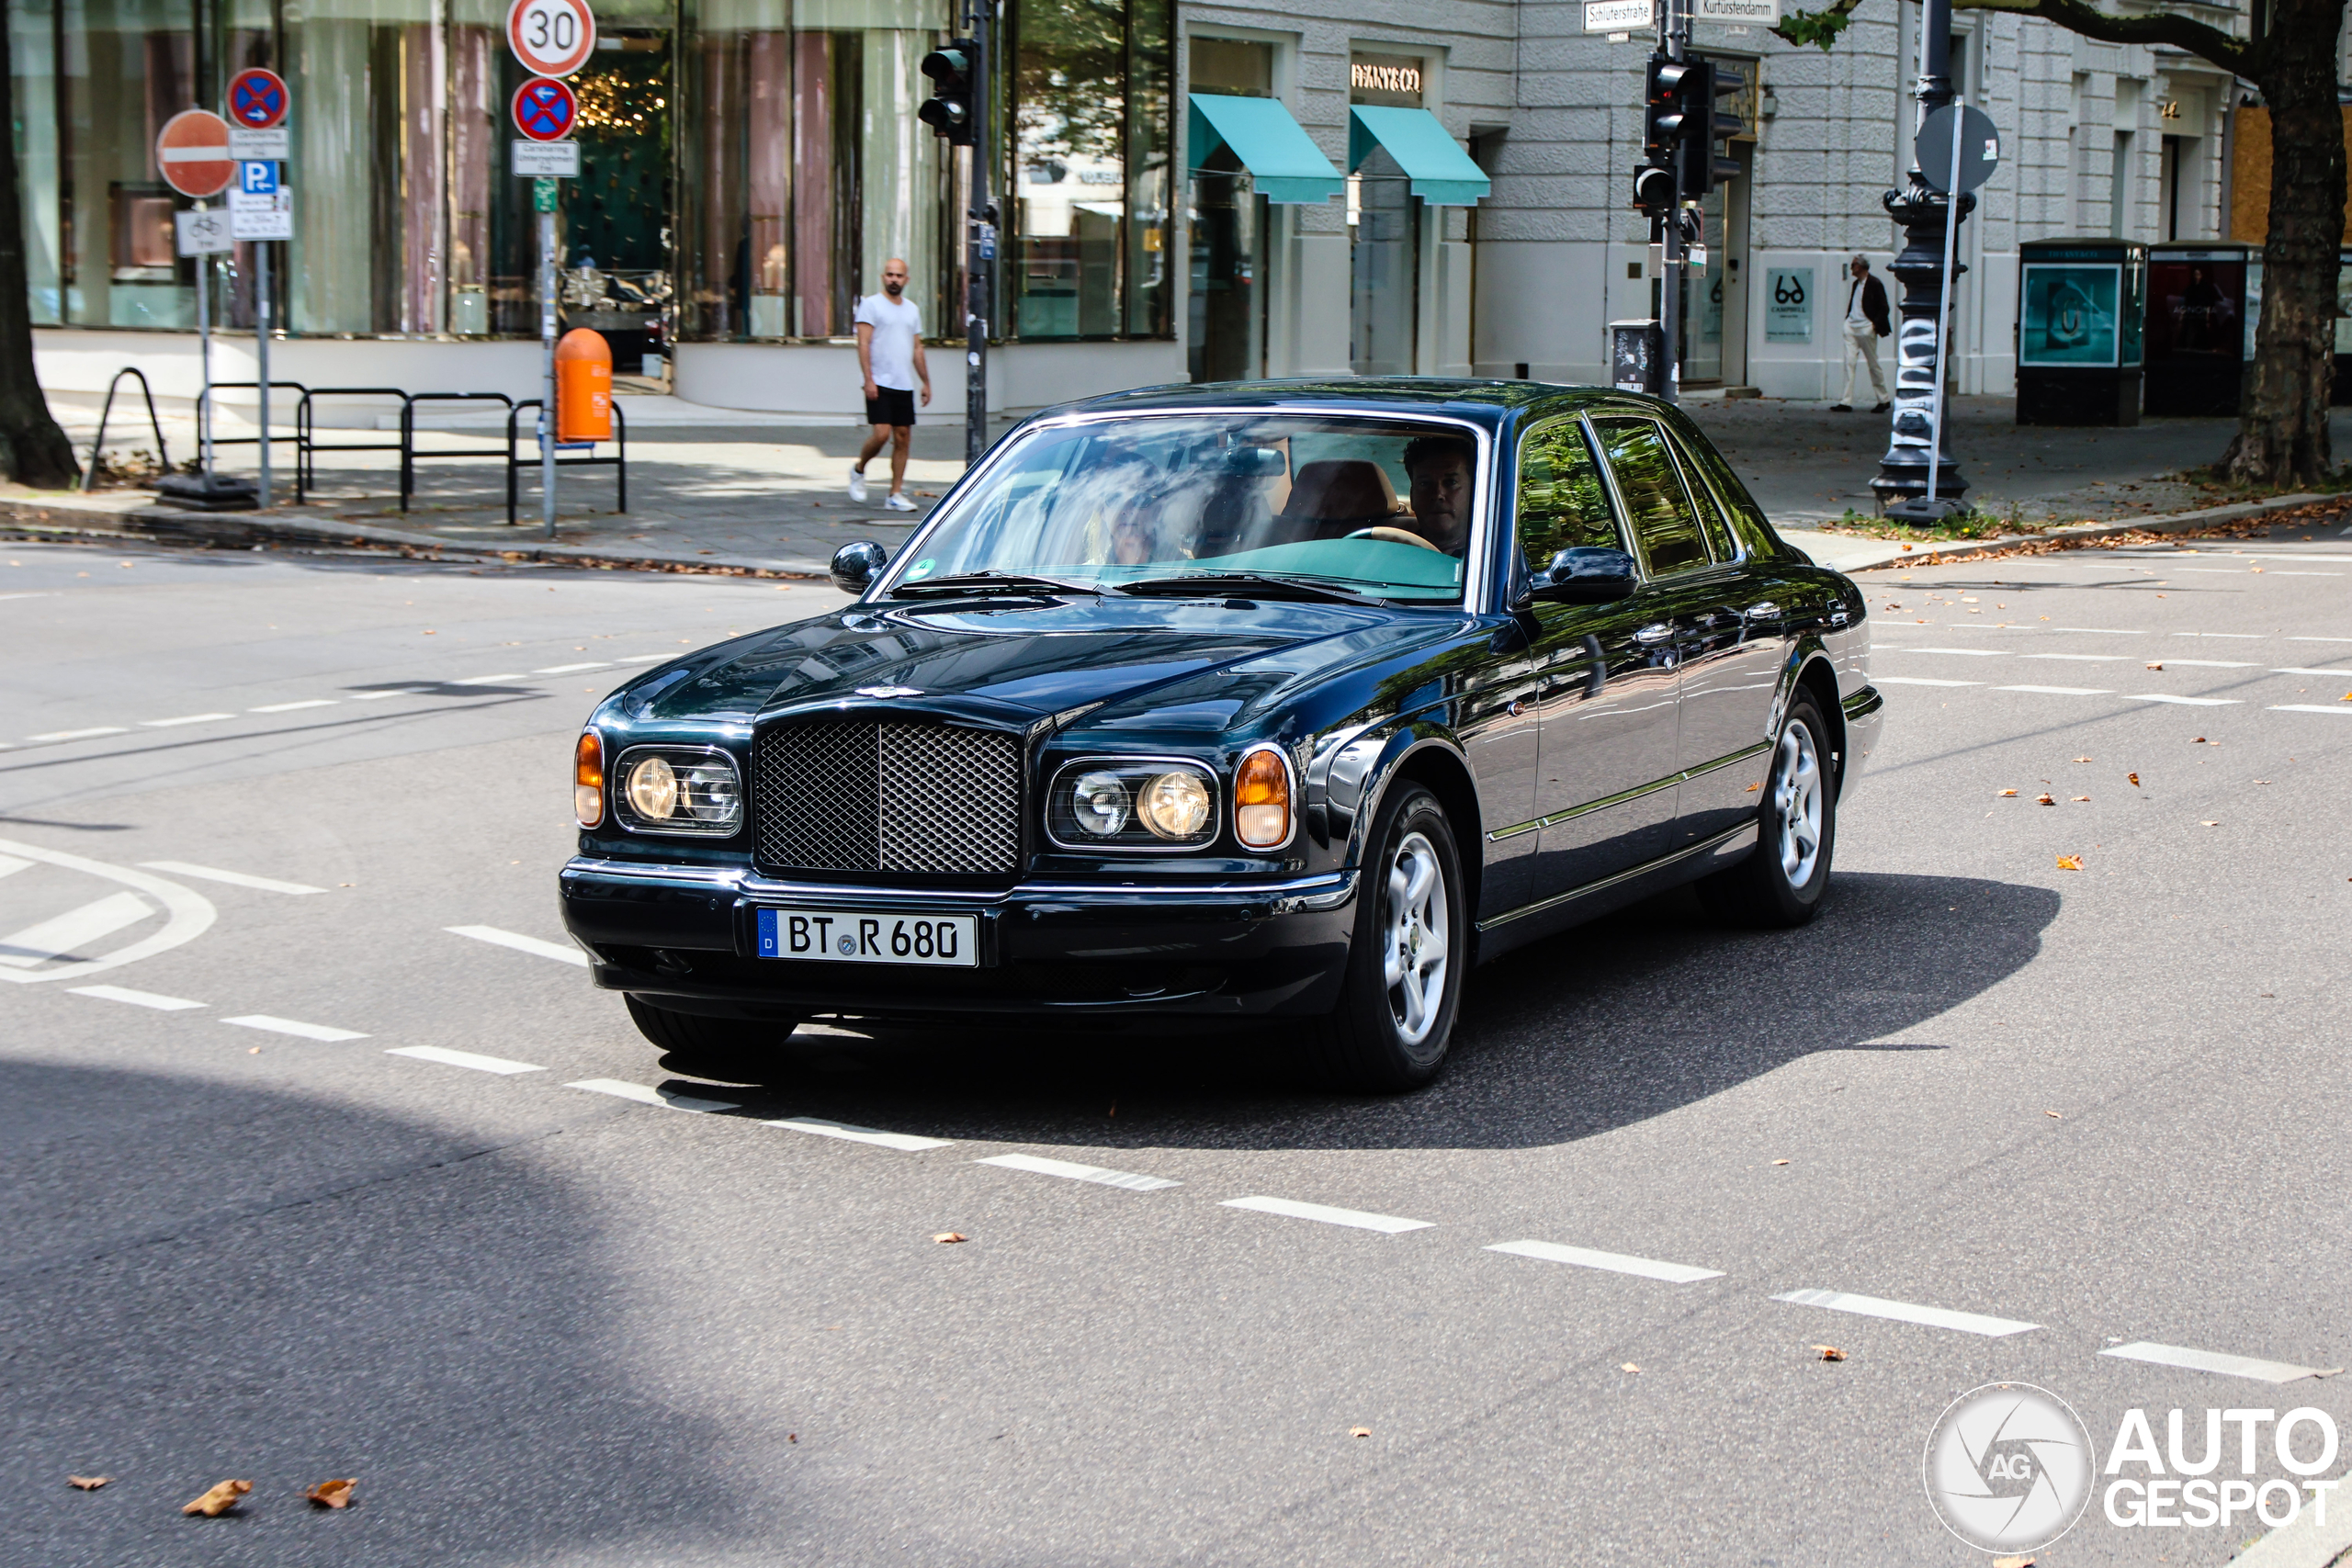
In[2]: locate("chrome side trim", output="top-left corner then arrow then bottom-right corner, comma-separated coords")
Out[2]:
1474,820 -> 1758,933
1679,740 -> 1772,781
561,858 -> 1353,909
1842,685 -> 1884,720
1538,770 -> 1680,829
1486,818 -> 1542,842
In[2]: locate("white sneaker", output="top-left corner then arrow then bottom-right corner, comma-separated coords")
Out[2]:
883,492 -> 917,512
847,466 -> 868,502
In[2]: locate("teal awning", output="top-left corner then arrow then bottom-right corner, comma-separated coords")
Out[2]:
1347,106 -> 1491,206
1187,94 -> 1343,205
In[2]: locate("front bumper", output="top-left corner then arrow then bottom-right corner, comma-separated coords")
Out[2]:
1839,683 -> 1884,801
558,857 -> 1360,1023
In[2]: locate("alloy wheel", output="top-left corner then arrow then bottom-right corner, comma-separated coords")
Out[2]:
1773,720 -> 1824,885
1382,829 -> 1451,1045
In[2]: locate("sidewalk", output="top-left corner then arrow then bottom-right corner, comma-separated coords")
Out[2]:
14,389 -> 2346,577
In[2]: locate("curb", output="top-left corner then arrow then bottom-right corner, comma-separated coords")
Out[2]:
1807,492 -> 2337,573
0,491 -> 833,578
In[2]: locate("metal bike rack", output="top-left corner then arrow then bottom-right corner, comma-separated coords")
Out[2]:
295,388 -> 410,503
80,367 -> 172,491
504,399 -> 627,527
402,392 -> 517,512
205,379 -> 309,473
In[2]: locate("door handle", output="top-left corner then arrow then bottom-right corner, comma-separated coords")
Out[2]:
1634,623 -> 1674,646
1745,601 -> 1781,621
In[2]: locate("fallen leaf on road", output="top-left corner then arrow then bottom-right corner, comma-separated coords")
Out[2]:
2200,820 -> 2221,827
2036,794 -> 2056,806
1998,789 -> 2018,797
1621,1363 -> 1642,1373
183,1480 -> 252,1517
2146,661 -> 2163,671
2256,779 -> 2272,784
2129,773 -> 2141,787
932,1233 -> 967,1245
1993,1557 -> 2036,1568
67,1476 -> 109,1491
2071,795 -> 2090,802
2073,755 -> 2092,763
2194,737 -> 2208,743
1350,1427 -> 1373,1438
2045,1111 -> 2064,1119
2056,855 -> 2083,871
1771,1158 -> 1791,1166
1813,1346 -> 1848,1361
305,1480 -> 355,1509
1745,783 -> 1760,792
2251,566 -> 2264,573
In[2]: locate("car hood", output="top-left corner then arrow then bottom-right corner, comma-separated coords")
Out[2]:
625,597 -> 1414,727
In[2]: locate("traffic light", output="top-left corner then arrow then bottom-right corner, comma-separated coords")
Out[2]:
1630,161 -> 1674,219
1642,56 -> 1700,161
919,40 -> 978,144
1686,61 -> 1745,197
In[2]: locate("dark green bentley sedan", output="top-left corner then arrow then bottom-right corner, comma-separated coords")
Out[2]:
560,380 -> 1881,1089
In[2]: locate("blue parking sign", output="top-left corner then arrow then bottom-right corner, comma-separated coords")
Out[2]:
239,160 -> 279,195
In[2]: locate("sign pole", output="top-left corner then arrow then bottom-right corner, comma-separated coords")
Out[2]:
256,240 -> 271,507
965,0 -> 991,468
1923,96 -> 1967,515
1657,0 -> 1683,405
197,209 -> 214,479
539,184 -> 558,537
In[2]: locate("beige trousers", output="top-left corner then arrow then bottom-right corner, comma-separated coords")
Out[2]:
1840,319 -> 1889,405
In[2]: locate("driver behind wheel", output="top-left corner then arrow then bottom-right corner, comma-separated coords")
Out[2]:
1400,435 -> 1475,555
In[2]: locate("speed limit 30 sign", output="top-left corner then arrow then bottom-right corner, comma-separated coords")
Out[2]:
507,0 -> 595,77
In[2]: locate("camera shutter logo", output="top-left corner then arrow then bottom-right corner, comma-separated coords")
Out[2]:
1923,1383 -> 2096,1552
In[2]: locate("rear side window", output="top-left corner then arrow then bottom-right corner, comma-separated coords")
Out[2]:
1667,435 -> 1738,563
1672,420 -> 1783,560
1513,417 -> 1621,572
1593,419 -> 1709,575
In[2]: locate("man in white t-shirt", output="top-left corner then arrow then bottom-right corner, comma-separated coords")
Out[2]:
849,258 -> 931,511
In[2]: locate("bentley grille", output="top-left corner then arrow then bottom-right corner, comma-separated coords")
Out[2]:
752,717 -> 1023,875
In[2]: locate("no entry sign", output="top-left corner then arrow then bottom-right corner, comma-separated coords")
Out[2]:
507,0 -> 595,78
512,76 -> 578,141
227,67 -> 289,129
155,109 -> 235,198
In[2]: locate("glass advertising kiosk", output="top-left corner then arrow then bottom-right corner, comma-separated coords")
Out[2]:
2016,239 -> 2147,426
2143,243 -> 2253,417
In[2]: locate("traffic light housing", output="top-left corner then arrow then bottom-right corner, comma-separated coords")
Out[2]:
919,40 -> 978,144
1689,61 -> 1745,197
1642,56 -> 1700,161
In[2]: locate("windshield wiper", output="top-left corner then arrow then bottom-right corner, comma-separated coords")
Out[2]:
888,571 -> 1122,599
1114,572 -> 1389,606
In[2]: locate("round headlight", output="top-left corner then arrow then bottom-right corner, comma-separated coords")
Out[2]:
626,755 -> 679,820
683,762 -> 739,824
1139,770 -> 1211,840
1071,770 -> 1130,836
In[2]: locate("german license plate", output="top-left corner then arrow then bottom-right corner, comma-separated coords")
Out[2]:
756,908 -> 978,967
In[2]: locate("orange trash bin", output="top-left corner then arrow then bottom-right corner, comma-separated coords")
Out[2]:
556,328 -> 612,443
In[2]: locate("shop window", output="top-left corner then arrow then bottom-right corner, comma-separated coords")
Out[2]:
1185,37 -> 1271,383
1347,51 -> 1423,377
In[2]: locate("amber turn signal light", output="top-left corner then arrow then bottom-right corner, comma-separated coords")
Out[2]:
1234,746 -> 1293,850
575,730 -> 605,828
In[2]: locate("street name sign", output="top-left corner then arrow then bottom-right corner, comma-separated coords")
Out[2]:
513,76 -> 578,141
156,109 -> 235,198
1583,0 -> 1654,28
1694,0 -> 1779,20
513,139 -> 581,177
507,0 -> 595,77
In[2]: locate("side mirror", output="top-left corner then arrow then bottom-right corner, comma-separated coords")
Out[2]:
830,539 -> 888,595
1526,547 -> 1638,604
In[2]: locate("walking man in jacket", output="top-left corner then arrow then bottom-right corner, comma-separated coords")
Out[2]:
1834,255 -> 1893,413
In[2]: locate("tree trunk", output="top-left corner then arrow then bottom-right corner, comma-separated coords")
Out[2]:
2225,2 -> 2346,487
0,0 -> 80,489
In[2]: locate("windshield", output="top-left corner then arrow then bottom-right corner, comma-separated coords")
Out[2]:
881,413 -> 1481,603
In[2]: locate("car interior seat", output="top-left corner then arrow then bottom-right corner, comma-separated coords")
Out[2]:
1272,460 -> 1409,543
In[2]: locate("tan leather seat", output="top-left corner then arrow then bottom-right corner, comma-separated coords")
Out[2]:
1276,459 -> 1405,541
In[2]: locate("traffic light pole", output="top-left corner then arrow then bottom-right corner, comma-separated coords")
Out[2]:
1655,0 -> 1685,404
964,2 -> 992,468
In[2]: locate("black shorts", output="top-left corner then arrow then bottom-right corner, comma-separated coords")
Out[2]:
865,387 -> 916,428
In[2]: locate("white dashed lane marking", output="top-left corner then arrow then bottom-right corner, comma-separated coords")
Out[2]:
26,727 -> 127,742
68,984 -> 205,1010
1773,1288 -> 2039,1337
2290,636 -> 2352,643
351,687 -> 432,701
388,1044 -> 546,1076
1876,677 -> 1980,687
446,925 -> 590,966
2177,632 -> 2264,639
0,892 -> 153,968
1486,1239 -> 1724,1284
2100,1341 -> 2333,1384
453,673 -> 529,685
568,1077 -> 740,1112
2270,705 -> 2352,716
1995,685 -> 2113,696
250,699 -> 337,713
2272,667 -> 2352,676
533,662 -> 611,673
762,1116 -> 954,1152
2024,653 -> 2129,662
978,1152 -> 1180,1191
0,854 -> 30,879
140,861 -> 325,896
2128,694 -> 2242,706
1221,1196 -> 1434,1234
2050,627 -> 2143,636
141,713 -> 237,728
2163,660 -> 2256,668
1895,647 -> 2009,657
222,1015 -> 368,1042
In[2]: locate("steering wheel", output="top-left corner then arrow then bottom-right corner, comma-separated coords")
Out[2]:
1343,525 -> 1442,552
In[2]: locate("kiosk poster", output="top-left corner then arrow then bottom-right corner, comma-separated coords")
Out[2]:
2146,255 -> 2245,363
1765,267 -> 1814,343
2019,264 -> 2121,367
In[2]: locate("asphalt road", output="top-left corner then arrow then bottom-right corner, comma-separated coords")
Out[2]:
4,527 -> 2348,1566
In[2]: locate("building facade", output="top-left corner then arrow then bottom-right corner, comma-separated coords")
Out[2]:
7,0 -> 2255,423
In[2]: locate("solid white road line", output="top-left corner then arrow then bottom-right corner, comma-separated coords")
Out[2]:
533,661 -> 611,673
2025,653 -> 2130,662
0,854 -> 30,879
1996,685 -> 2113,696
222,1014 -> 368,1042
567,1077 -> 740,1112
139,861 -> 326,896
446,925 -> 590,966
0,892 -> 153,968
1876,677 -> 1982,687
2269,705 -> 2352,715
2273,667 -> 2352,676
2100,1341 -> 2328,1383
761,1116 -> 954,1152
250,698 -> 338,713
1772,1288 -> 2040,1337
68,984 -> 205,1010
141,713 -> 237,728
1899,647 -> 2010,657
2128,694 -> 2241,706
26,727 -> 127,742
977,1152 -> 1181,1191
1220,1195 -> 1434,1234
388,1044 -> 545,1076
1485,1239 -> 1724,1284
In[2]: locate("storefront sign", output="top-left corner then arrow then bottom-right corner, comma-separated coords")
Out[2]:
1584,0 -> 1656,30
1695,0 -> 1779,20
507,0 -> 596,78
155,109 -> 235,198
174,207 -> 233,256
1348,52 -> 1425,107
1765,266 -> 1813,343
513,139 -> 581,177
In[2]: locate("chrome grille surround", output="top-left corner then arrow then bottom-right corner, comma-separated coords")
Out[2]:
752,716 -> 1022,876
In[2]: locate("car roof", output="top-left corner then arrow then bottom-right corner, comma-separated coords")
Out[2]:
1047,378 -> 1668,432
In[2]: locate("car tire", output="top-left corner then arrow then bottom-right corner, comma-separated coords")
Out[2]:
1700,689 -> 1837,928
1306,782 -> 1466,1092
624,995 -> 800,1082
